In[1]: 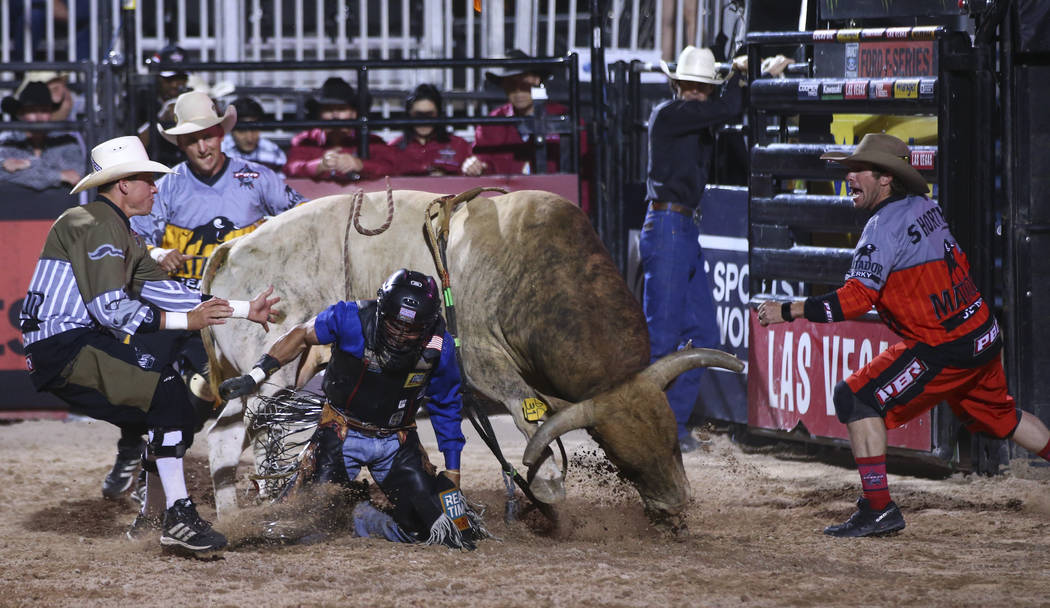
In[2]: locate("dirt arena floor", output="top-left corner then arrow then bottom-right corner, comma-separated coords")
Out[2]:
2,414 -> 1050,608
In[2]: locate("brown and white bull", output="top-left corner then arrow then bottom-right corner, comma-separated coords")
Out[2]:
201,189 -> 743,528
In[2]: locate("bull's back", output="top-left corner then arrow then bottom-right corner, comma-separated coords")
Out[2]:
448,190 -> 650,401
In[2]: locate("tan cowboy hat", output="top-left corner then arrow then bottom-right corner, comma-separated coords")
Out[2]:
820,133 -> 929,195
70,136 -> 174,194
159,90 -> 237,144
660,46 -> 724,85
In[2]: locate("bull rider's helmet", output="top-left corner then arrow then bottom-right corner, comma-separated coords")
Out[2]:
374,269 -> 442,370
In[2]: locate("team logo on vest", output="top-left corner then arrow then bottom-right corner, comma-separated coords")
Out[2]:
849,243 -> 883,283
875,357 -> 927,405
187,217 -> 237,252
88,243 -> 125,260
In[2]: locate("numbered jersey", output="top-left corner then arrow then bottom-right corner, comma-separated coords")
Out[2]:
130,157 -> 306,287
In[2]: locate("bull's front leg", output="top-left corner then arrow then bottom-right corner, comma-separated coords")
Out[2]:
207,398 -> 251,519
506,396 -> 568,505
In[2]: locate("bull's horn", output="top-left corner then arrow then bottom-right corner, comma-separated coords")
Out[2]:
522,398 -> 598,467
640,347 -> 745,390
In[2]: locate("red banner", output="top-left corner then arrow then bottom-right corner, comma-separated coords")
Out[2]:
856,41 -> 935,78
1,221 -> 52,372
747,310 -> 932,451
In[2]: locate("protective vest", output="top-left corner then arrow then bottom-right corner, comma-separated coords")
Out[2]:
322,300 -> 444,429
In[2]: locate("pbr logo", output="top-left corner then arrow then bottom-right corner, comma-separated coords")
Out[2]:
973,320 -> 1000,356
875,358 -> 927,405
233,166 -> 260,189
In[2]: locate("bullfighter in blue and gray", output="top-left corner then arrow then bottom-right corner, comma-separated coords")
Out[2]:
758,133 -> 1050,537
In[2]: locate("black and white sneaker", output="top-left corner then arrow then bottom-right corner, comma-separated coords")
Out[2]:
824,497 -> 906,538
126,512 -> 162,540
161,498 -> 228,556
102,446 -> 143,499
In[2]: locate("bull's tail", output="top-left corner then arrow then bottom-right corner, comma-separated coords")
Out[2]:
201,242 -> 235,403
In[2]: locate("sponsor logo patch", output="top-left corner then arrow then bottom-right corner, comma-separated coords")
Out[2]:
845,80 -> 868,99
397,306 -> 417,322
403,372 -> 427,388
798,82 -> 820,100
438,488 -> 470,531
894,79 -> 919,99
875,358 -> 927,405
88,244 -> 125,260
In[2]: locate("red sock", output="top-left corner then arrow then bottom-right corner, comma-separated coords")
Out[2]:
856,455 -> 891,511
1038,438 -> 1050,461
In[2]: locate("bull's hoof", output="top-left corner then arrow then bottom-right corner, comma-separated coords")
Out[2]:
528,477 -> 566,504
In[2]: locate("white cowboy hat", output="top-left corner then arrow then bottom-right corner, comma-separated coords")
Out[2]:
660,46 -> 724,85
159,90 -> 237,144
70,136 -> 174,194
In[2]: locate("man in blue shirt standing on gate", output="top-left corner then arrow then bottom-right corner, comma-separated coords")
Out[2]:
643,46 -> 747,452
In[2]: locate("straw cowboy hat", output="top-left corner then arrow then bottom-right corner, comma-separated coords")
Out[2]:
484,49 -> 555,87
159,90 -> 237,144
70,136 -> 174,194
660,46 -> 724,85
820,133 -> 929,195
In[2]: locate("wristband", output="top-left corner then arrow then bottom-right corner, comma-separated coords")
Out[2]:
781,301 -> 794,323
254,353 -> 282,376
229,300 -> 250,319
249,367 -> 268,384
149,247 -> 168,263
165,311 -> 188,330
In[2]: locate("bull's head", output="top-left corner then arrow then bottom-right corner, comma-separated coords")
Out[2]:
522,348 -> 745,531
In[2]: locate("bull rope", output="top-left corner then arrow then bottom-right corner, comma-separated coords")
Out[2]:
342,179 -> 396,299
423,188 -> 560,524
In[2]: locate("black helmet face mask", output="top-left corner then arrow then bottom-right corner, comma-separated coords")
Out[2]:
374,270 -> 440,371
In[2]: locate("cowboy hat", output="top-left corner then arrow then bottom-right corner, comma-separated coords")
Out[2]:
70,136 -> 174,194
304,77 -> 367,118
484,49 -> 555,87
820,133 -> 929,195
159,90 -> 237,144
15,70 -> 66,97
1,81 -> 60,117
660,46 -> 724,85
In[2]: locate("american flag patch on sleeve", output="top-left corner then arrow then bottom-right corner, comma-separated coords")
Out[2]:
427,334 -> 444,350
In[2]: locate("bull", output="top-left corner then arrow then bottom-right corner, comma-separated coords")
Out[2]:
201,189 -> 743,529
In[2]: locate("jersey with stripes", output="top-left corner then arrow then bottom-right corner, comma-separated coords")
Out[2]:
20,198 -> 202,348
130,156 -> 306,287
833,194 -> 999,366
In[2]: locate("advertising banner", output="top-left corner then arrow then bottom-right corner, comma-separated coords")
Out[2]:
747,310 -> 932,451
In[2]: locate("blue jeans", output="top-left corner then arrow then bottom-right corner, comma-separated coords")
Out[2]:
341,428 -> 401,484
640,208 -> 719,438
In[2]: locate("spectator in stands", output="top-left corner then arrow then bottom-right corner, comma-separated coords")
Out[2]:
137,44 -> 191,168
388,84 -> 472,176
285,77 -> 393,182
0,81 -> 84,191
221,96 -> 287,174
96,91 -> 306,507
641,46 -> 748,453
17,70 -> 80,121
461,49 -> 569,177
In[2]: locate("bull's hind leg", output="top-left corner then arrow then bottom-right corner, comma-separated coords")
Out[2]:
207,398 -> 250,519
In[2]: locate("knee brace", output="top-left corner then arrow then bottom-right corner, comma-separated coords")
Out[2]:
833,381 -> 882,424
147,428 -> 190,459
